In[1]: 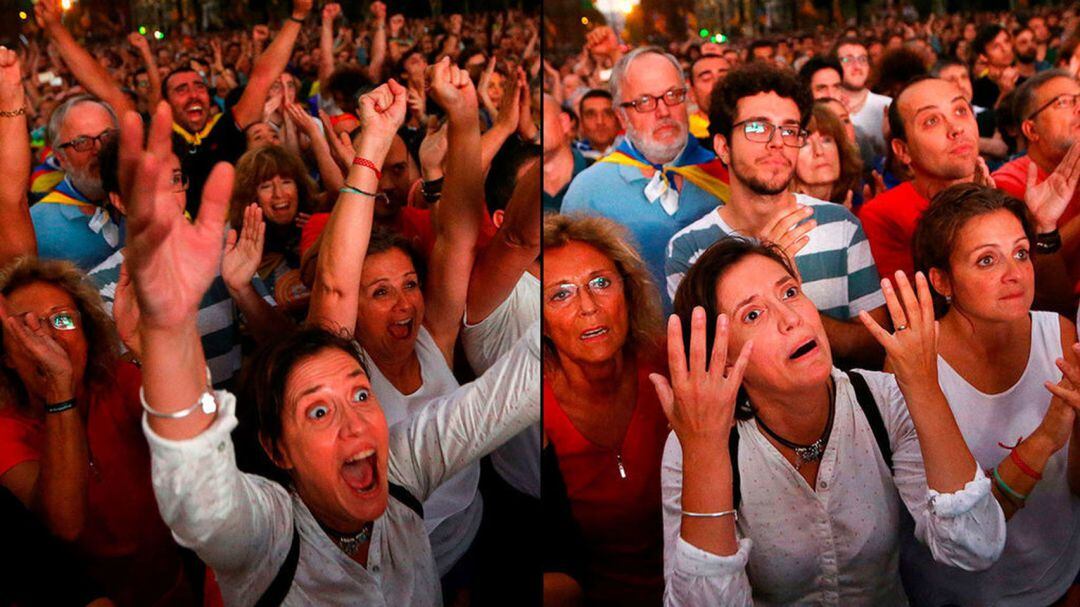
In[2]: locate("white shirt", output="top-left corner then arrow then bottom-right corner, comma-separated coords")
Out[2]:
143,322 -> 540,606
903,312 -> 1080,606
364,326 -> 480,576
851,91 -> 892,159
661,368 -> 1005,606
462,272 -> 541,498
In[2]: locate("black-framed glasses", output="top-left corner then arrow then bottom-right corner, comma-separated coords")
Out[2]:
732,120 -> 808,147
1025,93 -> 1080,121
619,88 -> 688,113
171,171 -> 190,193
57,128 -> 116,153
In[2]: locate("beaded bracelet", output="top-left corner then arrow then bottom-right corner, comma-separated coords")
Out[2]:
0,107 -> 27,118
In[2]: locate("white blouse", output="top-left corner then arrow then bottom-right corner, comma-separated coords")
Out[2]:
661,368 -> 1006,606
143,323 -> 540,606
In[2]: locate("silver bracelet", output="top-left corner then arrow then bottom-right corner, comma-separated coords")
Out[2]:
140,366 -> 217,419
682,509 -> 738,520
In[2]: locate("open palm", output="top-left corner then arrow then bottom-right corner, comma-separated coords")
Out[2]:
118,103 -> 233,331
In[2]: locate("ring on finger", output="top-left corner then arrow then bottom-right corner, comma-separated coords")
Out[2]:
895,324 -> 908,332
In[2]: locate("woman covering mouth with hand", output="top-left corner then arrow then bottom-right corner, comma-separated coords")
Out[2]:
657,237 -> 1006,605
120,75 -> 539,606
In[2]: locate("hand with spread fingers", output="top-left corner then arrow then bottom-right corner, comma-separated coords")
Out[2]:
113,260 -> 143,360
649,307 -> 753,447
760,205 -> 816,261
858,271 -> 939,397
118,103 -> 234,331
221,203 -> 266,294
1025,140 -> 1080,234
1035,343 -> 1080,452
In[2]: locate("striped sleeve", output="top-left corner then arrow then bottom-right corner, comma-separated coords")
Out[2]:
845,215 -> 885,315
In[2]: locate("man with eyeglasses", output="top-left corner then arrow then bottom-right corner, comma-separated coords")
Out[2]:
665,62 -> 888,367
167,0 -> 313,214
562,46 -> 730,309
832,37 -> 892,160
993,70 -> 1080,299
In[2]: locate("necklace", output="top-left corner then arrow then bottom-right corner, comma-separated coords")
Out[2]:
755,380 -> 835,470
320,521 -> 374,556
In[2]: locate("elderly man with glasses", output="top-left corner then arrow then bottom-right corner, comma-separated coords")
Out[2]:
665,62 -> 889,368
993,69 -> 1080,304
562,46 -> 731,309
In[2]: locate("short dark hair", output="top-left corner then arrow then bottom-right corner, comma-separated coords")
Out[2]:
930,58 -> 967,76
688,53 -> 729,84
579,88 -> 613,107
324,66 -> 374,114
747,39 -> 776,60
798,56 -> 843,88
972,24 -> 1006,59
913,183 -> 1034,316
830,36 -> 866,58
485,138 -> 541,215
708,61 -> 813,141
671,238 -> 798,420
161,67 -> 201,100
875,48 -> 929,98
887,74 -> 939,143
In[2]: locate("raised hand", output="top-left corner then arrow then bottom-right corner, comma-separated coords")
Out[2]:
862,169 -> 887,201
478,56 -> 497,110
973,156 -> 995,188
493,67 -> 522,131
222,203 -> 266,293
119,103 -> 234,331
858,271 -> 939,397
113,260 -> 143,360
389,14 -> 405,37
323,2 -> 342,24
292,0 -> 314,20
516,68 -> 537,140
0,46 -> 24,109
649,308 -> 753,446
585,26 -> 620,58
128,32 -> 151,54
427,56 -> 478,117
406,84 -> 427,121
1,307 -> 75,404
252,25 -> 270,44
418,117 -> 448,181
284,101 -> 316,135
34,0 -> 63,34
1035,343 -> 1080,452
760,204 -> 816,260
355,78 -> 408,158
1025,141 -> 1080,234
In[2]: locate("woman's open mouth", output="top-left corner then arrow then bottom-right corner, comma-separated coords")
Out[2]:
341,450 -> 378,494
789,339 -> 819,360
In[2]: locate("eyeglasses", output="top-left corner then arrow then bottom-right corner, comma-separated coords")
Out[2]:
44,310 -> 80,332
618,88 -> 688,113
732,120 -> 808,147
57,128 -> 116,154
838,55 -> 869,65
544,273 -> 623,310
171,171 -> 190,193
1025,92 -> 1080,121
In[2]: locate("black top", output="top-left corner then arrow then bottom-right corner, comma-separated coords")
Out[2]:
173,111 -> 248,215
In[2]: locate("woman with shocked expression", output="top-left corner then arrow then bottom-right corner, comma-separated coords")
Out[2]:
904,184 -> 1080,605
542,214 -> 668,606
656,238 -> 1006,605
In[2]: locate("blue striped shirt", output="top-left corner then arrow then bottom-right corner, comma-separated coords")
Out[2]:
665,194 -> 884,319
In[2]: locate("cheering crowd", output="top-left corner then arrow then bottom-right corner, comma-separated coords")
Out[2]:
543,5 -> 1080,607
0,0 -> 540,605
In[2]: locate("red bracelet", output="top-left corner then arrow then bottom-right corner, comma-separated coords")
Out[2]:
1009,447 -> 1043,481
352,156 -> 382,180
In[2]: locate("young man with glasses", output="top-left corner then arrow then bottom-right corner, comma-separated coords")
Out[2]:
665,62 -> 888,367
832,37 -> 892,160
563,46 -> 730,309
993,69 -> 1080,300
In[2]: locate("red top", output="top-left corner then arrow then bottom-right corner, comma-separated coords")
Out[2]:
543,358 -> 669,606
0,362 -> 191,606
859,181 -> 930,280
994,155 -> 1080,293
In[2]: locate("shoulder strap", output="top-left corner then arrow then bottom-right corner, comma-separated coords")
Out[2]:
729,425 -> 741,509
255,523 -> 301,607
847,371 -> 894,473
389,482 -> 424,518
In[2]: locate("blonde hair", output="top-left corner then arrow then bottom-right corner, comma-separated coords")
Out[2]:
542,213 -> 664,366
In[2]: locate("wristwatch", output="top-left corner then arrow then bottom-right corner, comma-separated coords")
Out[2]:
1035,229 -> 1062,255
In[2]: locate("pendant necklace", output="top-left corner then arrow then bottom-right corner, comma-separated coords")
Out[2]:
320,521 -> 374,556
755,380 -> 835,470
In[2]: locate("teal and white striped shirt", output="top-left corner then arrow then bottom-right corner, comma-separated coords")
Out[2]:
665,194 -> 884,319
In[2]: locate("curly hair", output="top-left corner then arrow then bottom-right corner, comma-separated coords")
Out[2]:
230,145 -> 318,227
0,257 -> 119,411
541,213 -> 663,367
708,61 -> 813,142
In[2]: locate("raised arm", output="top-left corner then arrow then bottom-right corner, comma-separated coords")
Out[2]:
128,32 -> 161,109
367,1 -> 388,83
221,203 -> 295,342
286,102 -> 345,193
231,0 -> 313,130
306,80 -> 408,333
318,3 -> 340,87
480,68 -> 521,176
466,160 -> 539,323
35,0 -> 134,117
119,102 -> 233,441
0,47 -> 35,265
423,57 -> 485,361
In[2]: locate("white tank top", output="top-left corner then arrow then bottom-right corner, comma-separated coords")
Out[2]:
902,311 -> 1080,606
364,326 -> 483,577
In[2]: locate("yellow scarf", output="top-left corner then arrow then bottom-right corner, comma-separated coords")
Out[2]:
172,112 -> 223,146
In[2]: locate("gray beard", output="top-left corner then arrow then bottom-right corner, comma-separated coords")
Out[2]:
626,123 -> 688,165
67,168 -> 106,203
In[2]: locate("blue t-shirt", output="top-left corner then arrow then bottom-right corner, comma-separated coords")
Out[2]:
31,178 -> 121,271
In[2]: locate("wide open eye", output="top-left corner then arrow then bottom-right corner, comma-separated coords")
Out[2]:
307,404 -> 330,420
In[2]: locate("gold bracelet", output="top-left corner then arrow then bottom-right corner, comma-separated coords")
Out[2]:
0,107 -> 26,118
